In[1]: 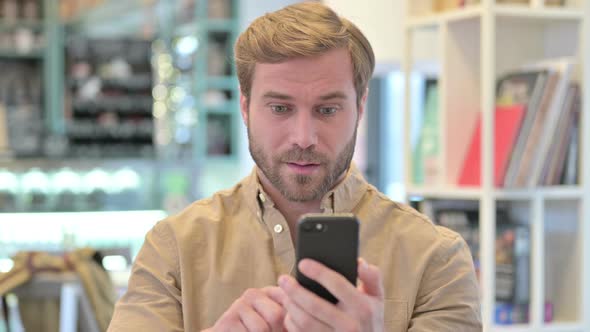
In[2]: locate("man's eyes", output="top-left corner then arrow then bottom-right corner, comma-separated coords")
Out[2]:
317,107 -> 338,116
268,105 -> 339,116
270,105 -> 291,114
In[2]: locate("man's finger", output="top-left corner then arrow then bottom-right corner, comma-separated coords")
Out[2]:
357,258 -> 384,299
284,314 -> 300,332
297,259 -> 359,304
263,286 -> 287,306
282,295 -> 331,331
251,294 -> 286,331
238,305 -> 271,332
278,274 -> 344,325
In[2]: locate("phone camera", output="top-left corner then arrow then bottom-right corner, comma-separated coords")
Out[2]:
302,223 -> 313,232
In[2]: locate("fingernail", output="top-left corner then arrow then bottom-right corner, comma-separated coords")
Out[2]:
299,258 -> 314,272
298,259 -> 308,271
278,275 -> 290,288
359,257 -> 369,270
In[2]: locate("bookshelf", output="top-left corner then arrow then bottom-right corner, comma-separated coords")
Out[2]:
0,0 -> 243,213
0,0 -> 64,157
153,0 -> 242,198
403,0 -> 588,331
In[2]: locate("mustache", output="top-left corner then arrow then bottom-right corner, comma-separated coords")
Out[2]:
280,147 -> 327,163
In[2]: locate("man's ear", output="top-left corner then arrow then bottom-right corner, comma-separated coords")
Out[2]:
239,91 -> 249,126
358,88 -> 368,122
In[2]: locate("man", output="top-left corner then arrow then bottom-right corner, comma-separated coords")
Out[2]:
108,2 -> 481,331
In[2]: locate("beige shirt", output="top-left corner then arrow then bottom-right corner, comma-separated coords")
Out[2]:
108,165 -> 482,331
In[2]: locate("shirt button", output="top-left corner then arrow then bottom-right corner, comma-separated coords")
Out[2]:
273,224 -> 283,234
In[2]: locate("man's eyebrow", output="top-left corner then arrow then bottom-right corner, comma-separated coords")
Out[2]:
262,91 -> 293,100
319,92 -> 348,100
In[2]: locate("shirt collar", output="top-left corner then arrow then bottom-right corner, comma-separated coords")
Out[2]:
242,162 -> 369,217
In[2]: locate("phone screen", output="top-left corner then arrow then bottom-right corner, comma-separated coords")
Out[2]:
295,213 -> 359,304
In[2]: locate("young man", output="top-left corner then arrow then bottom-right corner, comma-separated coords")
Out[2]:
108,3 -> 482,331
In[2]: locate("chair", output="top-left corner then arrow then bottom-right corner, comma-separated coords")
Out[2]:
11,272 -> 100,332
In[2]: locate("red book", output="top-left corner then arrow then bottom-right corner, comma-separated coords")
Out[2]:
458,105 -> 526,187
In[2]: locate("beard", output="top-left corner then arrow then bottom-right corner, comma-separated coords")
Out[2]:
248,127 -> 357,202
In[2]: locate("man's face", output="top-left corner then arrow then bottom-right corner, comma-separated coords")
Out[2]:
240,48 -> 366,202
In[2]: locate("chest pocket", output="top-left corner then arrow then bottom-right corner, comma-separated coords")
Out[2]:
384,299 -> 408,332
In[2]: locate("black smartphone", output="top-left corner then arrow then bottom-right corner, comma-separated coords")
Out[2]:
295,213 -> 359,304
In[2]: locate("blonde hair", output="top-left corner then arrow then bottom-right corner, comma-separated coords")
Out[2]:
234,2 -> 375,107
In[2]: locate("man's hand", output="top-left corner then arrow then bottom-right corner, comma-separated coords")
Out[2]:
278,258 -> 384,332
204,286 -> 288,332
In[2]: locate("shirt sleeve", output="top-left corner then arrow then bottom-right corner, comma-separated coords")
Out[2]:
107,221 -> 184,331
408,228 -> 483,331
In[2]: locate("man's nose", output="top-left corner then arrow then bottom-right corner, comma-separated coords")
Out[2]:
291,111 -> 318,150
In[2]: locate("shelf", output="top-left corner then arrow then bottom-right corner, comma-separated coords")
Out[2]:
495,186 -> 583,200
0,19 -> 43,31
65,0 -> 150,27
492,324 -> 530,332
206,19 -> 236,32
207,76 -> 238,90
204,103 -> 233,114
68,119 -> 153,139
493,322 -> 584,332
406,4 -> 582,29
172,19 -> 235,37
72,96 -> 153,113
406,186 -> 583,200
70,75 -> 152,91
404,0 -> 588,330
0,50 -> 44,59
540,322 -> 585,332
173,22 -> 199,36
407,5 -> 483,29
494,5 -> 584,21
406,186 -> 482,200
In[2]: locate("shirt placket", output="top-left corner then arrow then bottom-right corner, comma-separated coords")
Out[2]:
258,193 -> 295,276
320,192 -> 335,214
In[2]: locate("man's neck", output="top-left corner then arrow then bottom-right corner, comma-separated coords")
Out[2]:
256,172 -> 321,240
275,195 -> 322,239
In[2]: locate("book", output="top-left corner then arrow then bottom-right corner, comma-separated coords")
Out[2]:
541,84 -> 579,185
495,302 -> 553,324
553,90 -> 579,185
562,112 -> 580,185
496,70 -> 548,107
501,70 -> 550,187
495,58 -> 577,188
412,82 -> 440,185
495,221 -> 530,305
458,105 -> 526,187
426,200 -> 530,307
521,58 -> 575,187
512,71 -> 560,187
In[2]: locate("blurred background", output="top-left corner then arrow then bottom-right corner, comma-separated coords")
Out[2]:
0,0 -> 588,331
0,0 -> 407,263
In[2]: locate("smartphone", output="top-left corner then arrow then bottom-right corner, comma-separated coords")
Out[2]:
295,213 -> 359,304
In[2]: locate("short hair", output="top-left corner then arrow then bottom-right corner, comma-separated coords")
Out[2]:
234,2 -> 375,107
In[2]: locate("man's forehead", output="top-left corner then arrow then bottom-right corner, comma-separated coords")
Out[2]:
249,52 -> 355,98
261,90 -> 349,101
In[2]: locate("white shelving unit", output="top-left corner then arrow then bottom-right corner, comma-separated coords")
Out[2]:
402,0 -> 589,331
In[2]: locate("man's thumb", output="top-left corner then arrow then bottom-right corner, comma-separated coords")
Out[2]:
357,258 -> 384,299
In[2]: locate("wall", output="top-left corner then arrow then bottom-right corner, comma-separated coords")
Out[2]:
323,0 -> 405,74
236,0 -> 303,175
